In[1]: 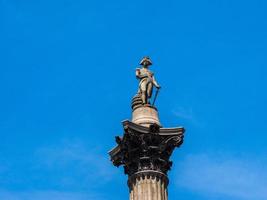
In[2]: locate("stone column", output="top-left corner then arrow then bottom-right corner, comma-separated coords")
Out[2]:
109,105 -> 185,200
128,171 -> 168,200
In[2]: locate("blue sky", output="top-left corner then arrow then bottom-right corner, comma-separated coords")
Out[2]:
1,0 -> 267,199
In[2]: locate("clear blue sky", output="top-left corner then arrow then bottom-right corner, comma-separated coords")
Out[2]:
1,0 -> 267,200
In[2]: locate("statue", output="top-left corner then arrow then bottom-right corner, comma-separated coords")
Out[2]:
109,56 -> 185,200
135,57 -> 161,105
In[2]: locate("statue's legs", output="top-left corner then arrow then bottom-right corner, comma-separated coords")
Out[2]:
138,85 -> 147,105
137,89 -> 146,105
141,92 -> 146,104
138,79 -> 154,105
147,83 -> 153,98
146,82 -> 153,104
139,79 -> 149,105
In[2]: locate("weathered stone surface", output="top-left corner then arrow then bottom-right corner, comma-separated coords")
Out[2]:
135,57 -> 161,105
109,120 -> 184,176
132,105 -> 161,127
109,120 -> 184,200
109,58 -> 185,200
129,172 -> 168,200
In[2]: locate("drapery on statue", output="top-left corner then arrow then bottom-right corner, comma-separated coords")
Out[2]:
136,57 -> 161,105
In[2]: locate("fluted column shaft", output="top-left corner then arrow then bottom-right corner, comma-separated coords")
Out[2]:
128,171 -> 168,200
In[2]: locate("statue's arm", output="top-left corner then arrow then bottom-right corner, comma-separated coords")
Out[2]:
136,68 -> 141,78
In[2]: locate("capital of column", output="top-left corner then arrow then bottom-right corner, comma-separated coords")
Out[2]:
109,120 -> 185,178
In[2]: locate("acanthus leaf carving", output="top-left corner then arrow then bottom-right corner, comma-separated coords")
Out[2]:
109,120 -> 185,176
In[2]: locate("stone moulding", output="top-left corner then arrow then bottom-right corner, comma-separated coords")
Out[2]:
109,120 -> 185,178
127,170 -> 169,190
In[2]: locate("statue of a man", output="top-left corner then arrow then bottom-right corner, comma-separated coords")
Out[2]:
136,57 -> 161,105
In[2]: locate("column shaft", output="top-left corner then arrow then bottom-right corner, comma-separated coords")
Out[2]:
129,175 -> 168,200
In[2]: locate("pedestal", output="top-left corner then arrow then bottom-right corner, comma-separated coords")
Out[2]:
132,105 -> 161,127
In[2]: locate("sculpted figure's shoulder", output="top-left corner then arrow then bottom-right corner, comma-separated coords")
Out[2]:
136,68 -> 141,77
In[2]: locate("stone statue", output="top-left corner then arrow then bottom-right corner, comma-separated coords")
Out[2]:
110,56 -> 185,200
136,57 -> 161,105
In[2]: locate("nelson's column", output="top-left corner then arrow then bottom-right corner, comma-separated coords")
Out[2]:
109,57 -> 185,200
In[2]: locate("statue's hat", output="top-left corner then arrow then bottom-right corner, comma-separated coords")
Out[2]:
140,56 -> 152,66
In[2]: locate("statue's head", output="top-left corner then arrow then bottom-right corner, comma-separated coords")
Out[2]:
140,56 -> 152,67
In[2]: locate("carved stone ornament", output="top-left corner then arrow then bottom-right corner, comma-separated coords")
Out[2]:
109,58 -> 185,200
109,120 -> 185,178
